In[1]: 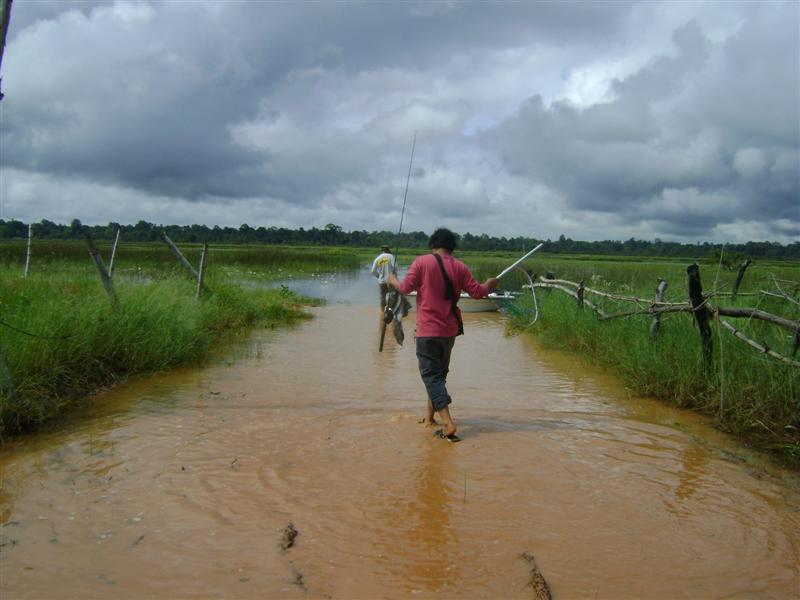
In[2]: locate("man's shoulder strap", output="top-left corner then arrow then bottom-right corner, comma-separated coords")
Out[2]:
433,253 -> 456,301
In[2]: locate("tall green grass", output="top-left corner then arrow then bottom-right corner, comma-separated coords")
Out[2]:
501,258 -> 800,464
0,266 -> 317,439
0,239 -> 360,281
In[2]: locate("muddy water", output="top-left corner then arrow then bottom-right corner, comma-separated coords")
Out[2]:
1,272 -> 799,599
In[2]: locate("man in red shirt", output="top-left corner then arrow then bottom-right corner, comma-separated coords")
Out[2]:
389,228 -> 498,440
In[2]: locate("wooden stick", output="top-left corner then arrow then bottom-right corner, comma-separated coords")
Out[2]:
160,232 -> 199,279
23,222 -> 31,277
716,309 -> 725,414
540,278 -> 685,306
195,242 -> 208,300
0,0 -> 14,102
688,264 -> 713,368
108,227 -> 121,276
533,282 -> 607,317
715,306 -> 798,332
600,304 -> 691,320
85,234 -> 118,306
761,289 -> 800,308
650,279 -> 668,338
718,317 -> 800,369
731,258 -> 751,301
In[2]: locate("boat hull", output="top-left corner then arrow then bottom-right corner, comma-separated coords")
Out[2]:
407,292 -> 518,313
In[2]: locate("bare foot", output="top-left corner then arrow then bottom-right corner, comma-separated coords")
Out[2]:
437,406 -> 457,437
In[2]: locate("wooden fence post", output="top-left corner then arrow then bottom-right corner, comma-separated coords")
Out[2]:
687,264 -> 712,368
108,227 -> 121,276
0,0 -> 14,102
576,280 -> 585,309
196,242 -> 208,300
160,232 -> 199,279
85,234 -> 118,307
23,222 -> 31,277
730,258 -> 751,301
650,279 -> 668,339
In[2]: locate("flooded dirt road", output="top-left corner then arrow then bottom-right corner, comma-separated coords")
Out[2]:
2,271 -> 799,599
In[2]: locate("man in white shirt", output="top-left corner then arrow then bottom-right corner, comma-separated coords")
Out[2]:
371,244 -> 396,309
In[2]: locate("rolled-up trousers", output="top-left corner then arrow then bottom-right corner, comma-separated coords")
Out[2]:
415,336 -> 455,412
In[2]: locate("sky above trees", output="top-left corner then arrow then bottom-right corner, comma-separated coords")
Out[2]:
1,1 -> 798,243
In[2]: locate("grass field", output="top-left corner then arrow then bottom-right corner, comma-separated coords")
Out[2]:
463,252 -> 799,464
0,241 -> 361,439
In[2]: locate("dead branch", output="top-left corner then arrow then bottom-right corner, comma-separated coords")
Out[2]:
718,317 -> 800,369
599,304 -> 692,321
536,278 -> 686,305
542,278 -> 577,287
533,282 -> 607,317
761,289 -> 800,308
731,258 -> 751,301
651,279 -> 668,338
772,275 -> 800,295
715,307 -> 798,333
597,303 -> 798,334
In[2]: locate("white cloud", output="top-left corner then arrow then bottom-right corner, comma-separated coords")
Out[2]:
1,1 -> 796,244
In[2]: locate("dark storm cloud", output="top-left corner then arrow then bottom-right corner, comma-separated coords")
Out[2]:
2,0 -> 636,204
1,1 -> 797,242
490,9 -> 799,238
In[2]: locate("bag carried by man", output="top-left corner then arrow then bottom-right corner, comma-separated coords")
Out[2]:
433,254 -> 464,336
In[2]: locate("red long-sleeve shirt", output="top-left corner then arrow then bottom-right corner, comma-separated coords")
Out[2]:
394,253 -> 490,337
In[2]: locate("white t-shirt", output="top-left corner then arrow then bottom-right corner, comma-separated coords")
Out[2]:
371,252 -> 397,284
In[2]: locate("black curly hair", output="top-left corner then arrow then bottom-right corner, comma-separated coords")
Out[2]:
428,228 -> 458,252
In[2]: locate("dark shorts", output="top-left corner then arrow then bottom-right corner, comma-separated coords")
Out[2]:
416,336 -> 455,412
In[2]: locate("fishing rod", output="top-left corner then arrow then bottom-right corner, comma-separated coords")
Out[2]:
397,130 -> 416,234
381,131 -> 416,350
496,243 -> 543,279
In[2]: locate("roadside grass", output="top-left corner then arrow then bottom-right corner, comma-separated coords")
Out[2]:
505,267 -> 800,464
0,239 -> 361,282
0,265 -> 319,439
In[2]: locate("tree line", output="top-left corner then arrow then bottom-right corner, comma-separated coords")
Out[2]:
1,218 -> 798,260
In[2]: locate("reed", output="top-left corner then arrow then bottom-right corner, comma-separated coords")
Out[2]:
0,240 -> 360,279
505,262 -> 800,464
0,266 -> 316,439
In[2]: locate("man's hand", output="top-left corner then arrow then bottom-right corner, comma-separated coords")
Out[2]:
484,277 -> 499,291
388,273 -> 400,288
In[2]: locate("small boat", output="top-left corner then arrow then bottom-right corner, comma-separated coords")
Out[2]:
407,291 -> 518,313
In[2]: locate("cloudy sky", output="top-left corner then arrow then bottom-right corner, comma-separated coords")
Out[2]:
1,0 -> 797,243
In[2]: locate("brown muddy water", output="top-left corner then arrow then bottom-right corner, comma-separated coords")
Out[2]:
1,271 -> 799,599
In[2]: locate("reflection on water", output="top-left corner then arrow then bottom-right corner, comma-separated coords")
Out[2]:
280,267 -> 378,305
1,271 -> 799,599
